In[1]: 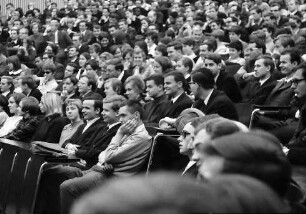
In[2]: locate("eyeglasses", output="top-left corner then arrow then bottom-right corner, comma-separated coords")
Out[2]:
181,130 -> 191,139
291,78 -> 305,86
44,70 -> 51,74
188,81 -> 195,85
42,57 -> 48,60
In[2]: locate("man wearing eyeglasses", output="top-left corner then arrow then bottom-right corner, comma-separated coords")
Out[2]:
286,62 -> 306,165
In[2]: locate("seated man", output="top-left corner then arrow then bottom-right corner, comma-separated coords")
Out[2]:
252,50 -> 300,134
191,69 -> 238,120
204,53 -> 242,103
143,74 -> 169,124
164,71 -> 193,118
60,100 -> 152,213
287,62 -> 306,164
242,55 -> 276,105
35,96 -> 126,214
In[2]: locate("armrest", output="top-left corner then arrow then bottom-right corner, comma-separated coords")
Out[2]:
253,105 -> 290,111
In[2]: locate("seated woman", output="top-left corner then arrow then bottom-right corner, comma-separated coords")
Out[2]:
4,97 -> 41,142
0,95 -> 9,128
124,76 -> 145,104
32,93 -> 68,144
59,99 -> 84,147
0,93 -> 26,137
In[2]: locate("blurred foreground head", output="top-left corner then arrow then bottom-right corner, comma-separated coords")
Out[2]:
71,173 -> 288,214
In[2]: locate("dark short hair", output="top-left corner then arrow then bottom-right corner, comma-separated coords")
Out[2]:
167,41 -> 183,51
20,75 -> 36,89
83,99 -> 103,114
121,100 -> 144,120
145,74 -> 164,87
200,39 -> 217,52
205,53 -> 222,65
227,40 -> 243,52
80,75 -> 97,91
64,76 -> 78,86
256,55 -> 275,73
192,69 -> 215,89
282,49 -> 301,65
66,62 -> 79,73
20,96 -> 39,115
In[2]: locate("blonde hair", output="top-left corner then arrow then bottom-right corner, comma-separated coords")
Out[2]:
41,93 -> 63,115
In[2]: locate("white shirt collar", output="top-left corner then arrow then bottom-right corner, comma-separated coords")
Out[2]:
2,91 -> 10,96
204,89 -> 214,105
259,75 -> 270,86
214,71 -> 220,83
172,92 -> 183,103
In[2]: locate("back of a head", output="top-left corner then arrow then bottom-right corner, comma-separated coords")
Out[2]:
208,174 -> 289,213
71,173 -> 287,214
71,173 -> 209,214
207,130 -> 291,197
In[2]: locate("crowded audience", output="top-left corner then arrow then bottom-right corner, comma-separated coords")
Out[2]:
0,0 -> 306,213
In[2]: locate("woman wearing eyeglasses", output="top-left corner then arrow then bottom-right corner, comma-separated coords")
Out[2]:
37,62 -> 58,94
32,93 -> 68,144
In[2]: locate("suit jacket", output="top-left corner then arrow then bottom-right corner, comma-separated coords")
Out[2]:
165,93 -> 193,118
243,77 -> 276,105
143,94 -> 169,123
81,91 -> 103,101
6,38 -> 23,47
62,118 -> 104,163
216,70 -> 242,103
84,123 -> 121,167
80,30 -> 94,45
181,162 -> 198,178
193,89 -> 238,121
79,44 -> 90,54
264,79 -> 295,106
28,88 -> 42,102
44,30 -> 73,50
276,16 -> 289,28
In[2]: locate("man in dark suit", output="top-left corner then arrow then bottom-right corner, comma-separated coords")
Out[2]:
204,53 -> 242,103
242,55 -> 276,105
72,34 -> 89,54
270,3 -> 289,28
35,96 -> 125,214
78,20 -> 94,45
287,63 -> 306,164
62,99 -> 104,166
252,51 -> 301,141
18,75 -> 42,102
6,28 -> 22,48
78,75 -> 103,100
266,50 -> 300,106
164,71 -> 193,118
191,69 -> 238,121
144,75 -> 169,124
44,18 -> 73,50
67,46 -> 79,65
